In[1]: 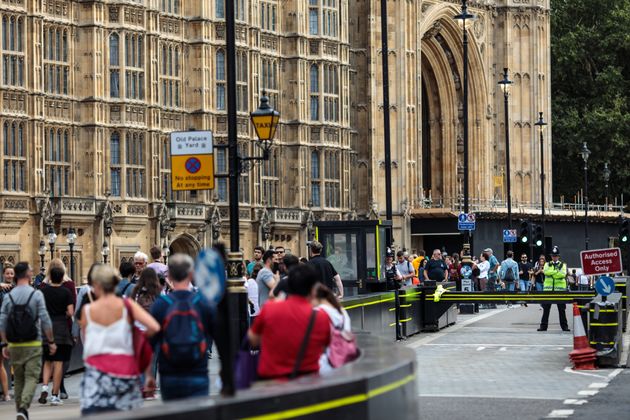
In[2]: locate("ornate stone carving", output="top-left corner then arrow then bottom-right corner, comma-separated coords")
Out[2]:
161,17 -> 180,34
124,6 -> 144,26
101,192 -> 114,237
109,6 -> 119,22
59,198 -> 95,215
38,193 -> 56,228
175,204 -> 205,219
259,207 -> 272,241
3,198 -> 28,210
209,205 -> 221,240
43,0 -> 69,17
127,204 -> 147,215
3,92 -> 26,113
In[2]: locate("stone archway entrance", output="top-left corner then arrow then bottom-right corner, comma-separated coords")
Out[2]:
169,234 -> 200,258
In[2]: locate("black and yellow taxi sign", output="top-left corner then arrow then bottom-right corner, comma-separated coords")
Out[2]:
170,131 -> 214,191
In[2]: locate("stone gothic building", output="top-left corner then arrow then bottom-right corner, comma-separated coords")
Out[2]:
0,0 -> 550,282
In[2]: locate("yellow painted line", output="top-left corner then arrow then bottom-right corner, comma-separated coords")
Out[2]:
240,374 -> 416,420
588,309 -> 617,313
590,341 -> 615,345
343,297 -> 395,310
590,323 -> 618,327
388,317 -> 412,326
400,304 -> 412,308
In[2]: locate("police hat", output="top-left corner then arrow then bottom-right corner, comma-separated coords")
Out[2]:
551,246 -> 560,256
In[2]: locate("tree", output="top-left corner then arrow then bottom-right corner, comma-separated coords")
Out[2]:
551,0 -> 630,207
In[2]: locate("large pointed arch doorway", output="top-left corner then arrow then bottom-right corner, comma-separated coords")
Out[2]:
169,234 -> 201,258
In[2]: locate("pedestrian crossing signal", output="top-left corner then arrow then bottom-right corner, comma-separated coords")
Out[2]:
619,217 -> 629,243
519,219 -> 531,243
532,224 -> 543,247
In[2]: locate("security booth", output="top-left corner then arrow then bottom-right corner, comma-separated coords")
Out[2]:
314,220 -> 392,296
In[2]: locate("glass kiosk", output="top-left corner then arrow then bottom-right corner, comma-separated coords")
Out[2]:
314,220 -> 392,296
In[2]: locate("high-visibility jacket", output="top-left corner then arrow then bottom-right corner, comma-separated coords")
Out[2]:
543,260 -> 567,291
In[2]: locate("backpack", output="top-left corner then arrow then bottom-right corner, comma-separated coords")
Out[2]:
6,291 -> 38,343
503,264 -> 516,281
159,293 -> 208,368
327,320 -> 359,368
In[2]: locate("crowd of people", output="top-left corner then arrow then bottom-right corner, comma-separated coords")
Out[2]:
0,241 -> 354,419
383,247 -> 594,294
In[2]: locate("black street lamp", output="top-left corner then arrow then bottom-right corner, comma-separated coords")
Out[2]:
581,142 -> 591,250
38,240 -> 47,274
498,68 -> 513,243
101,240 -> 110,264
603,162 -> 611,209
454,0 -> 475,248
534,112 -> 548,245
47,226 -> 57,261
67,227 -> 76,281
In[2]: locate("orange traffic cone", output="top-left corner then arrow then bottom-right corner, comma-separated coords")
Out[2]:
569,303 -> 597,370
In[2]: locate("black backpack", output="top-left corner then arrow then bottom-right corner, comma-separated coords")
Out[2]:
6,291 -> 39,343
503,265 -> 516,281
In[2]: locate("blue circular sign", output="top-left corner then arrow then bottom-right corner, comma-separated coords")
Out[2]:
185,157 -> 201,174
595,275 -> 615,297
195,249 -> 226,306
460,265 -> 472,279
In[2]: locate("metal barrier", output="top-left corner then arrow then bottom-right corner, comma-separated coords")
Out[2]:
587,293 -> 623,367
614,277 -> 628,332
83,334 -> 419,420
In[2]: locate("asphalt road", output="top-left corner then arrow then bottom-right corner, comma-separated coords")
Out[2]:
409,304 -> 625,419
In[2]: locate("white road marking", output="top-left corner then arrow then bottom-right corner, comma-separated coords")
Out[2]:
499,347 -> 507,352
588,382 -> 608,389
406,308 -> 509,349
577,389 -> 599,396
546,409 -> 574,418
418,393 -> 564,401
423,343 -> 567,348
563,366 -> 609,379
476,346 -> 485,351
607,368 -> 623,380
563,399 -> 588,405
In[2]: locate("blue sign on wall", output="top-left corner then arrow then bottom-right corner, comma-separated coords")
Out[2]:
458,213 -> 476,231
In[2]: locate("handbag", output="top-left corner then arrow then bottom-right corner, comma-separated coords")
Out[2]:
123,298 -> 153,373
235,338 -> 260,390
327,318 -> 359,368
290,309 -> 318,379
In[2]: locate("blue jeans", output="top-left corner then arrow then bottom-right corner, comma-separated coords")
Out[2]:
534,282 -> 544,291
519,280 -> 530,292
506,282 -> 515,291
160,374 -> 209,401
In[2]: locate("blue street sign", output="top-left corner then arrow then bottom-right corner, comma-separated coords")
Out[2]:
595,275 -> 615,297
458,213 -> 476,231
503,229 -> 517,243
195,248 -> 227,306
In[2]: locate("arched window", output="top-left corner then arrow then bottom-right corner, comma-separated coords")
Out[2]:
63,130 -> 69,162
174,47 -> 179,76
310,151 -> 320,206
137,35 -> 143,67
168,46 -> 173,76
17,123 -> 23,156
9,122 -> 15,155
62,30 -> 68,61
55,29 -> 61,61
216,50 -> 226,110
2,122 -> 8,155
310,65 -> 319,121
161,45 -> 167,74
16,17 -> 22,51
48,129 -> 54,161
110,132 -> 120,164
109,33 -> 119,65
55,129 -> 62,161
2,17 -> 7,50
9,17 -> 14,50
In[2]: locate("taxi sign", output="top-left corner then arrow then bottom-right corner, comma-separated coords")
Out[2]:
170,131 -> 214,191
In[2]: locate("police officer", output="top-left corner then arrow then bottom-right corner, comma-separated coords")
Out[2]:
537,246 -> 570,332
384,250 -> 402,290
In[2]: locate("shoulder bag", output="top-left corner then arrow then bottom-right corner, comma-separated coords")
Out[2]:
123,298 -> 153,373
290,309 -> 318,379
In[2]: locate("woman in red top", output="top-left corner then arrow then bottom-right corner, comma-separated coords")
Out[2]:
248,264 -> 330,379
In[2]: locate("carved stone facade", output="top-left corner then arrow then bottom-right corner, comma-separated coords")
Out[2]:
0,0 -> 550,280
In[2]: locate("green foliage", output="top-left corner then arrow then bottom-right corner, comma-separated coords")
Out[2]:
551,0 -> 630,205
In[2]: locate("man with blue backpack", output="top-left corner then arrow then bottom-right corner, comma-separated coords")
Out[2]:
149,253 -> 214,401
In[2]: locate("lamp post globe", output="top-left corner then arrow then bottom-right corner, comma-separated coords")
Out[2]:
102,240 -> 110,264
47,226 -> 57,260
250,91 -> 280,157
38,240 -> 47,274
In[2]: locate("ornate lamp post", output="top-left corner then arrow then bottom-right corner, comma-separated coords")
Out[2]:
603,162 -> 611,209
534,112 -> 548,242
162,240 -> 170,264
67,227 -> 77,280
101,240 -> 110,264
498,68 -> 513,244
38,240 -> 47,274
47,227 -> 57,261
580,142 -> 591,250
454,0 -> 475,249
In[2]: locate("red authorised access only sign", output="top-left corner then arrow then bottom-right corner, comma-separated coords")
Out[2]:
580,247 -> 623,276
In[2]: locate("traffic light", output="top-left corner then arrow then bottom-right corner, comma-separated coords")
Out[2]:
519,219 -> 531,243
619,217 -> 629,243
532,224 -> 544,247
